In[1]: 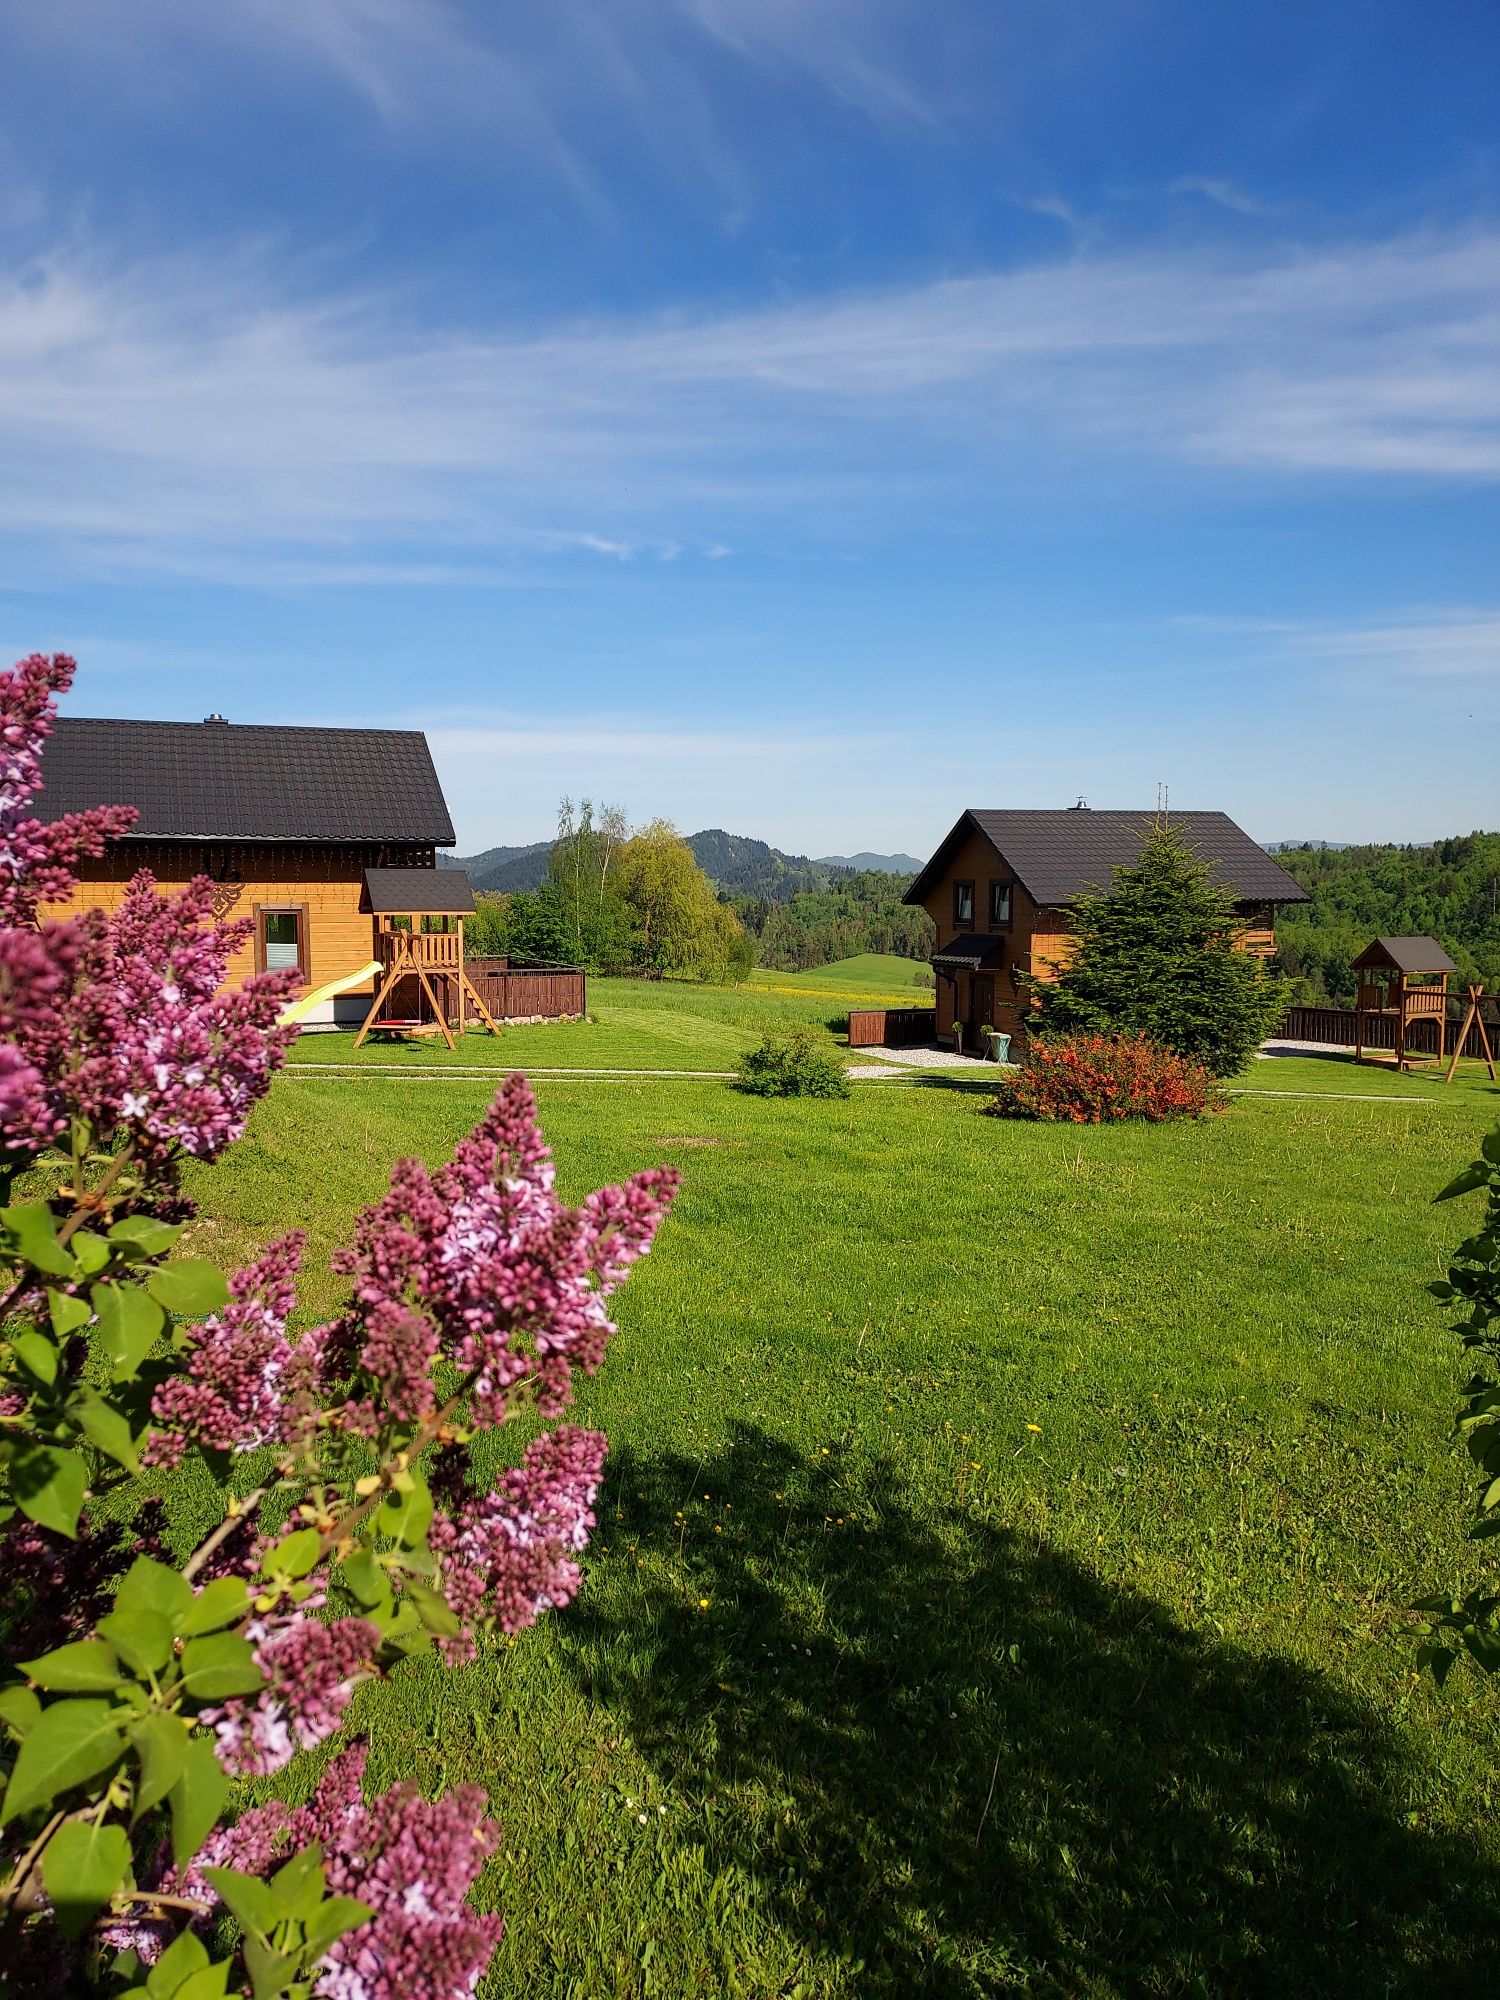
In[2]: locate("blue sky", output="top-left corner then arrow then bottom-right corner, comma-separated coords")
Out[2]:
1,1 -> 1496,855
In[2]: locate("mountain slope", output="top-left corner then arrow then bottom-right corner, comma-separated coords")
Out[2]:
441,840 -> 552,893
685,829 -> 836,899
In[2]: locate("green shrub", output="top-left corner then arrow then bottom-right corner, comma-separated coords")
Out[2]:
738,1026 -> 851,1098
1413,1126 -> 1500,1684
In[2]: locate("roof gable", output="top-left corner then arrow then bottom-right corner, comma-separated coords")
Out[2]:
1352,935 -> 1458,974
36,717 -> 456,847
362,867 -> 475,915
904,809 -> 1308,908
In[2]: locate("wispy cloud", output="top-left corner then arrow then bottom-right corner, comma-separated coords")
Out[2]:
1,225 -> 1498,583
1172,607 -> 1500,678
1286,610 -> 1500,677
1168,175 -> 1279,217
11,0 -> 947,183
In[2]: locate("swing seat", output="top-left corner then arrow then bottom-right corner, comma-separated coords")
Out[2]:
368,1017 -> 441,1041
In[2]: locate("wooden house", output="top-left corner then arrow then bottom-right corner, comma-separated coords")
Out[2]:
35,713 -> 464,1029
903,807 -> 1308,1049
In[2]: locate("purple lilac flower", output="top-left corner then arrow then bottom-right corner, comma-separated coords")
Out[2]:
313,1076 -> 678,1428
0,651 -> 136,926
200,1613 -> 380,1777
428,1426 -> 607,1662
300,1744 -> 504,2000
0,652 -> 299,1179
148,1233 -> 307,1463
156,1744 -> 503,2000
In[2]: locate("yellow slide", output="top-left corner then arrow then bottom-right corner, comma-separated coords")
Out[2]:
278,960 -> 382,1027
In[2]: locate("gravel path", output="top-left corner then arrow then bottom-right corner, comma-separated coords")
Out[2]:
849,1044 -> 1000,1071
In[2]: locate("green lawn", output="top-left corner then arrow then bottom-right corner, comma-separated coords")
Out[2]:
170,1038 -> 1500,1997
289,974 -> 887,1073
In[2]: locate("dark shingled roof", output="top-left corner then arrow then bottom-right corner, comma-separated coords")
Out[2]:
1352,936 -> 1458,974
362,867 -> 475,915
36,716 -> 455,846
905,809 -> 1308,909
931,935 -> 1009,969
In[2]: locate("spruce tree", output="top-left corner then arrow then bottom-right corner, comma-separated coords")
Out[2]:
1033,822 -> 1289,1075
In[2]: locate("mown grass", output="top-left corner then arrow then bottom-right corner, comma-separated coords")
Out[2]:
746,953 -> 935,1005
171,1047 -> 1500,1997
288,976 -> 869,1074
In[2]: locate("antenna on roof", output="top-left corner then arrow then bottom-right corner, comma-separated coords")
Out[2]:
1156,781 -> 1169,824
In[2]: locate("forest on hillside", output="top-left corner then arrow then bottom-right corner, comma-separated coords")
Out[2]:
733,870 -> 935,971
1272,831 -> 1500,1002
457,806 -> 938,975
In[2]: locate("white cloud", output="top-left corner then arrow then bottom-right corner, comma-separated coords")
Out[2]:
1,225 -> 1498,581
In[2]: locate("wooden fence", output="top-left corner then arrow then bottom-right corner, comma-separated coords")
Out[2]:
465,958 -> 586,1022
1282,1002 -> 1496,1061
848,1006 -> 937,1049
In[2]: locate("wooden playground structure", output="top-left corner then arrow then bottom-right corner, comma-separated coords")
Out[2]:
353,869 -> 499,1051
1446,981 -> 1498,1083
1350,935 -> 1498,1079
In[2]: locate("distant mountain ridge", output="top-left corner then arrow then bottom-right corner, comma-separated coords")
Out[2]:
443,829 -> 921,901
817,850 -> 923,873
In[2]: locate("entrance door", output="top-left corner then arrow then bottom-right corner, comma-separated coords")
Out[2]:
972,975 -> 995,1044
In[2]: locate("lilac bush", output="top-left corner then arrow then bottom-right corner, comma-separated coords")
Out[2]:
0,654 -> 678,1995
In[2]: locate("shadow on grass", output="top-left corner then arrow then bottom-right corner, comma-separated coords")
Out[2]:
898,1071 -> 999,1096
563,1425 -> 1496,1996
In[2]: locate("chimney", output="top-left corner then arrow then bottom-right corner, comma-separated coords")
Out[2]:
203,713 -> 229,725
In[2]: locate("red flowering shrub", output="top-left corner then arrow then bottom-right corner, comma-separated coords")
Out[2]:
988,1032 -> 1225,1124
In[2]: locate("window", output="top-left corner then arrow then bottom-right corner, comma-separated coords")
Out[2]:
954,880 -> 974,927
989,880 -> 1013,929
256,905 -> 308,981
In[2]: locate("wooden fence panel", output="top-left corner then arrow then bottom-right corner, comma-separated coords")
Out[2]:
848,1007 -> 937,1048
460,958 -> 586,1022
1282,1003 -> 1496,1061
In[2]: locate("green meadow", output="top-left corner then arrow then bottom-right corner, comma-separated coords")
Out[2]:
745,952 -> 936,1003
287,967 -> 933,1074
178,994 -> 1500,1998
